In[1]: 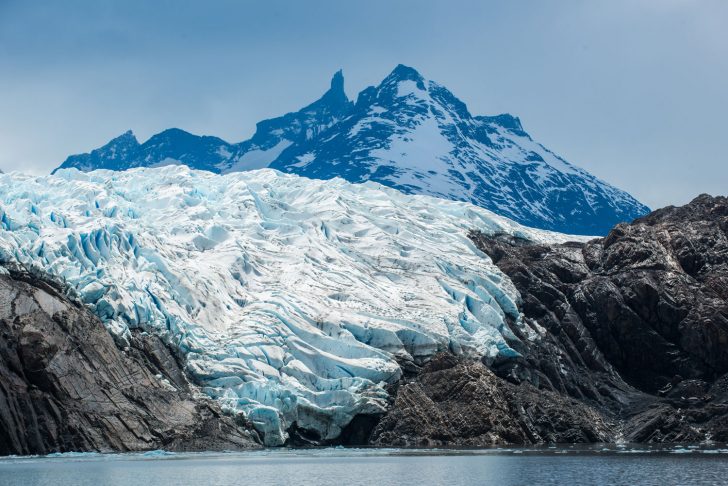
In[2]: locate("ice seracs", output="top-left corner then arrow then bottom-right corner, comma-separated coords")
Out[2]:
0,166 -> 578,445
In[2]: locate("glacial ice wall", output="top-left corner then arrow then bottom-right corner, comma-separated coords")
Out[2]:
0,166 -> 577,445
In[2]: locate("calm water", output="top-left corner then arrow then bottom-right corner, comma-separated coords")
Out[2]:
1,445 -> 727,486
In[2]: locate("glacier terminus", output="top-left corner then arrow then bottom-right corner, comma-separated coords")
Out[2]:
0,166 -> 579,445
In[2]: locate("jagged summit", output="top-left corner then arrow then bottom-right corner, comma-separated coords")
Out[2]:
116,129 -> 137,140
328,69 -> 346,97
386,63 -> 425,82
104,129 -> 138,148
54,65 -> 649,235
298,69 -> 350,113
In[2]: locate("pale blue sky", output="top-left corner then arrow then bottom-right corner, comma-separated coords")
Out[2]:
1,0 -> 726,208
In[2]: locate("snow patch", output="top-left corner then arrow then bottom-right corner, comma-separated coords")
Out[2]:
224,140 -> 292,173
396,80 -> 424,99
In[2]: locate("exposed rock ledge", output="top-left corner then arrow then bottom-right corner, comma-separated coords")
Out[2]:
0,265 -> 260,455
371,194 -> 728,446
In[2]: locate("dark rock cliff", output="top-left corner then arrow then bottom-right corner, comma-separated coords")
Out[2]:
369,353 -> 614,447
371,194 -> 728,446
0,265 -> 260,455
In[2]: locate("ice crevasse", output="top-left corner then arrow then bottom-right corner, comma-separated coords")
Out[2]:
0,166 -> 579,445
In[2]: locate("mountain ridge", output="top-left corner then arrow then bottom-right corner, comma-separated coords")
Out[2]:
55,65 -> 649,235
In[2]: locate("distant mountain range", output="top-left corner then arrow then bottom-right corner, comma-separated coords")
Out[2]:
55,65 -> 649,235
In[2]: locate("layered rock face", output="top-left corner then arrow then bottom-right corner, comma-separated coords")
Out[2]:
372,194 -> 728,446
369,353 -> 613,447
0,265 -> 260,455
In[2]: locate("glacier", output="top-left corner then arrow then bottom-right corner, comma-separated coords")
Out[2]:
0,166 -> 579,445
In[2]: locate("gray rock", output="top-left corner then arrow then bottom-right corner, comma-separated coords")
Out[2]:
372,194 -> 728,446
0,266 -> 261,455
370,353 -> 613,447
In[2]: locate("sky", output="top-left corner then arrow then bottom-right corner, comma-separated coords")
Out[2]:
0,0 -> 726,209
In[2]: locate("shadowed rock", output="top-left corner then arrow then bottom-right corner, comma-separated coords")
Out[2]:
0,264 -> 261,455
372,194 -> 728,446
370,354 -> 613,447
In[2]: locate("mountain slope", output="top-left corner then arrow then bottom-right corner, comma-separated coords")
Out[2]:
272,65 -> 648,235
59,129 -> 234,173
222,70 -> 353,173
54,66 -> 648,235
0,166 -> 574,446
54,71 -> 352,176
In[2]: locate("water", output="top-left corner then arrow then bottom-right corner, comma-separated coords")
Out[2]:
1,445 -> 727,486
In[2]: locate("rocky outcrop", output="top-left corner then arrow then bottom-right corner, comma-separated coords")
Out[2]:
0,265 -> 260,456
372,194 -> 728,446
369,353 -> 613,447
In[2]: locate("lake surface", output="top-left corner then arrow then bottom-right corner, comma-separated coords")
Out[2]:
1,445 -> 727,486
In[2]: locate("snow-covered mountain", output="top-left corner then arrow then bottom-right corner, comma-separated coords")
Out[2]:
0,166 -> 576,445
55,65 -> 649,235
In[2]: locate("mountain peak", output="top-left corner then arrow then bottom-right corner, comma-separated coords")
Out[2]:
105,130 -> 139,153
387,64 -> 424,82
114,130 -> 137,142
322,69 -> 347,103
152,127 -> 197,141
377,64 -> 427,97
330,69 -> 344,93
54,67 -> 650,235
103,130 -> 139,149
